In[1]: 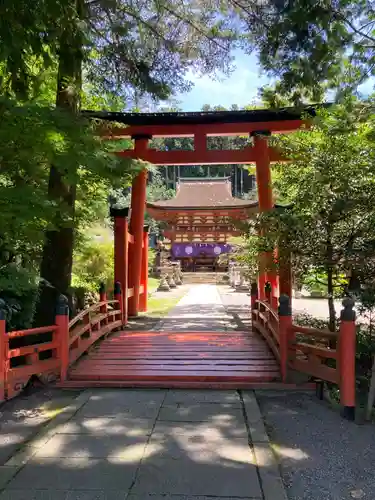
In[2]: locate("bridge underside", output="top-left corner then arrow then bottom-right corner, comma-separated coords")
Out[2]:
65,328 -> 280,389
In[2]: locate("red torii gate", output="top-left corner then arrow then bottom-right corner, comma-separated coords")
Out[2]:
87,107 -> 319,317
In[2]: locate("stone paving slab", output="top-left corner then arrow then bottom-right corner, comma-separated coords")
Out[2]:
147,423 -> 252,461
0,491 -> 66,500
85,389 -> 167,404
163,389 -> 241,405
75,389 -> 166,417
75,400 -> 162,420
145,437 -> 255,462
0,494 -> 262,500
242,391 -> 271,443
0,419 -> 47,465
0,468 -> 19,491
0,491 -> 129,499
34,433 -> 149,459
131,456 -> 262,498
56,415 -> 155,436
6,457 -> 139,490
2,393 -> 93,469
158,402 -> 245,423
128,497 -> 259,500
151,419 -> 250,441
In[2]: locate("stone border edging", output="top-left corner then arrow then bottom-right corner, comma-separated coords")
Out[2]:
0,390 -> 92,491
241,391 -> 288,500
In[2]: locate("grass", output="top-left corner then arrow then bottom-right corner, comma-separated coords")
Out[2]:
146,291 -> 186,317
148,277 -> 159,294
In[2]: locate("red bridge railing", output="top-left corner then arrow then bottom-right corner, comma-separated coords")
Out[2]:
251,285 -> 356,421
0,283 -> 123,402
1,324 -> 61,401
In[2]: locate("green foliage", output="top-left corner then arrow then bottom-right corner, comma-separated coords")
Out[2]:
242,102 -> 375,329
72,235 -> 114,293
148,248 -> 156,270
293,312 -> 331,332
85,0 -> 237,101
234,0 -> 375,98
0,97 -> 137,325
226,234 -> 259,281
1,0 -> 239,103
0,97 -> 135,258
0,0 -> 248,324
302,270 -> 347,298
110,169 -> 175,235
269,102 -> 375,279
0,264 -> 39,330
0,0 -> 70,99
259,82 -> 317,108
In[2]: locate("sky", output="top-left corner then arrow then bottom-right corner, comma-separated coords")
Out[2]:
172,49 -> 374,112
174,50 -> 269,111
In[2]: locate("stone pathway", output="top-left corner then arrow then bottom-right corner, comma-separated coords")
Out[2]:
156,284 -> 238,332
0,389 -> 287,499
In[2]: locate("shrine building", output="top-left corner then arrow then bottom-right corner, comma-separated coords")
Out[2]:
147,176 -> 257,271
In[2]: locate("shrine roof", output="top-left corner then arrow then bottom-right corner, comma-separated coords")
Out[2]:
147,177 -> 257,210
82,104 -> 331,127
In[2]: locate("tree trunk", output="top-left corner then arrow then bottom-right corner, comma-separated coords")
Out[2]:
327,267 -> 336,333
326,227 -> 337,350
34,0 -> 84,326
366,354 -> 375,420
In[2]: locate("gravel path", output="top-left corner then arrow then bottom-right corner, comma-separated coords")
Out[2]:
217,285 -> 375,500
256,390 -> 375,500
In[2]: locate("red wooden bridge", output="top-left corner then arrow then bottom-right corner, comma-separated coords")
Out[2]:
0,283 -> 356,422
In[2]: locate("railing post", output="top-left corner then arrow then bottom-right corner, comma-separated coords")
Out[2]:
114,281 -> 123,324
278,294 -> 292,383
251,282 -> 258,310
56,295 -> 69,382
0,300 -> 6,402
339,297 -> 356,421
99,282 -> 107,314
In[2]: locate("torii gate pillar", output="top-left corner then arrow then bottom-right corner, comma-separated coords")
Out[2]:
128,136 -> 149,316
252,131 -> 277,303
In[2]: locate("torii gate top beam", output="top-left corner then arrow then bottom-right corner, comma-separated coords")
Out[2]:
83,105 -> 329,139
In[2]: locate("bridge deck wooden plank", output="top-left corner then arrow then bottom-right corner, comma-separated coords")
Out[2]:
69,329 -> 280,386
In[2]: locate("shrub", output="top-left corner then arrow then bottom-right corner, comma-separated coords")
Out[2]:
72,238 -> 114,294
0,264 -> 39,330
